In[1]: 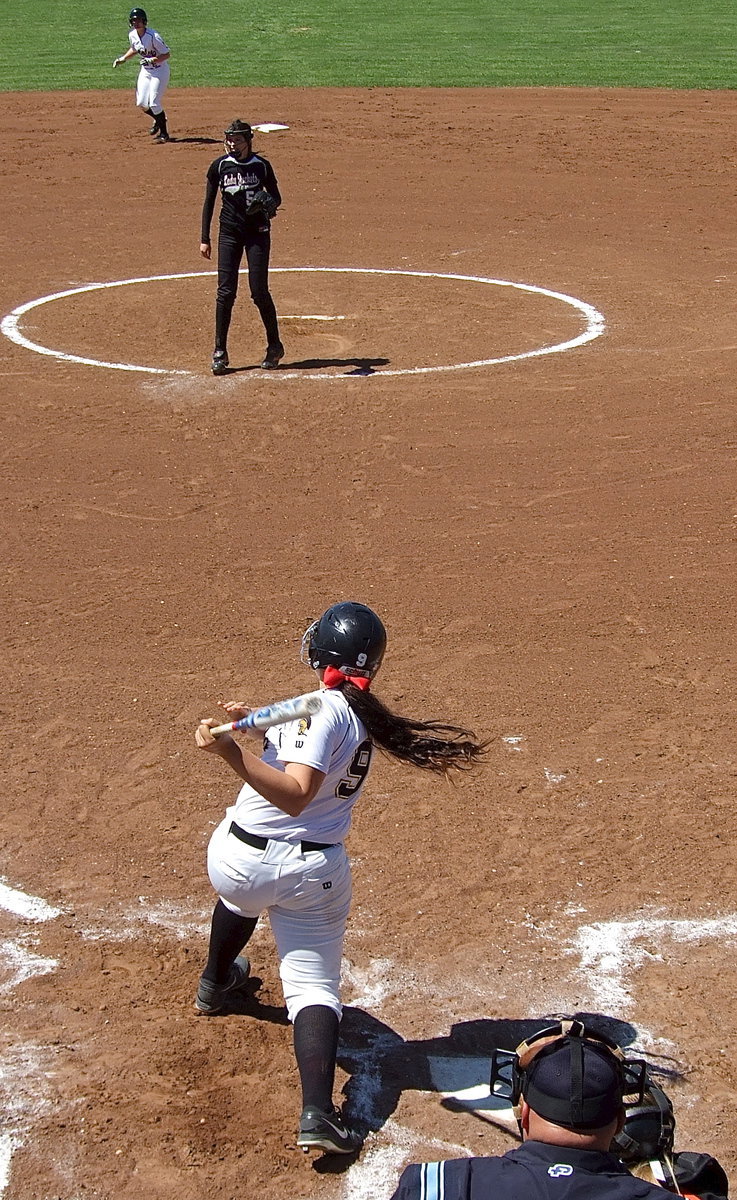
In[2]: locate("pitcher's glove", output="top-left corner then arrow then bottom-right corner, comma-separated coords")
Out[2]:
246,189 -> 279,219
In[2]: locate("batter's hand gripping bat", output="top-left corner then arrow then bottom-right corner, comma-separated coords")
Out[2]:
209,691 -> 323,736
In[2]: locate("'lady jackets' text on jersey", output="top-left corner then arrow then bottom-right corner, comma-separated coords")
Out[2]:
201,152 -> 281,240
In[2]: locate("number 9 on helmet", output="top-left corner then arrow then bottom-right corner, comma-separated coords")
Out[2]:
301,602 -> 387,680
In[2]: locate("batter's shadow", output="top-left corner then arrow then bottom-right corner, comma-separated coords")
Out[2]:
334,1008 -> 687,1154
203,986 -> 687,1175
216,972 -> 290,1025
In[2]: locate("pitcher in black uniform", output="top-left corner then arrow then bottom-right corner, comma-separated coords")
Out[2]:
200,119 -> 284,375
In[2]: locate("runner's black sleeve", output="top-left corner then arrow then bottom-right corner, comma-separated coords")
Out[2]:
201,161 -> 220,242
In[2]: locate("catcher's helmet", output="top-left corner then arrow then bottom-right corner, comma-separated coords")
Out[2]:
301,602 -> 387,680
612,1084 -> 676,1163
129,7 -> 147,23
224,119 -> 253,140
491,1019 -> 646,1134
512,1021 -> 627,1131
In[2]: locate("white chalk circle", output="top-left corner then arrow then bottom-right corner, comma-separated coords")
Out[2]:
1,267 -> 605,378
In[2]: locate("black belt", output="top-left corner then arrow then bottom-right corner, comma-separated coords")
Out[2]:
229,821 -> 336,854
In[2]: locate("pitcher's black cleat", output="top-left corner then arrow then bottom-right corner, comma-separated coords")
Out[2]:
261,341 -> 284,369
211,349 -> 229,375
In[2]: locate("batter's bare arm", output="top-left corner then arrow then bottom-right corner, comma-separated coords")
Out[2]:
195,720 -> 325,816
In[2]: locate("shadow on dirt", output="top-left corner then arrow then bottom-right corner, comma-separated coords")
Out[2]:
285,357 -> 391,374
209,973 -> 290,1025
337,1008 -> 686,1145
213,356 -> 391,376
165,136 -> 222,145
199,986 -> 685,1174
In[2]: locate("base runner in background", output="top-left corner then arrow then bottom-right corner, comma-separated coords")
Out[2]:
112,8 -> 171,143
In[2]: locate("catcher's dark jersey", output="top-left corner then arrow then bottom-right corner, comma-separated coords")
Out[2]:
201,152 -> 281,241
389,1142 -> 678,1200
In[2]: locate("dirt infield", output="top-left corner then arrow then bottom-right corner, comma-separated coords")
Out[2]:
2,85 -> 737,1199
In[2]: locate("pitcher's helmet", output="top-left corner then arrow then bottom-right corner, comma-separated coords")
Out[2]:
301,602 -> 387,680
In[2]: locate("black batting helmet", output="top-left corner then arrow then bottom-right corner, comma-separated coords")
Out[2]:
301,602 -> 387,680
129,8 -> 147,24
224,119 -> 253,139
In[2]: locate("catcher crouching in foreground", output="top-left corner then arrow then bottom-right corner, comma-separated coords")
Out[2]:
200,119 -> 284,375
193,601 -> 487,1155
390,1020 -> 728,1200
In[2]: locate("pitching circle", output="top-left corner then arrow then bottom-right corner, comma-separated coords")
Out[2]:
0,267 -> 606,378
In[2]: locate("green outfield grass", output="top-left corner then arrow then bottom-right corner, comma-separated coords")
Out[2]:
2,0 -> 734,90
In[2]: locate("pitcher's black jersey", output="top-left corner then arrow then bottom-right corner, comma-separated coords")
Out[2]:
201,152 -> 281,240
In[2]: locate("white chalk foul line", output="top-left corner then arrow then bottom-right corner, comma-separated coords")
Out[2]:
344,1119 -> 471,1200
0,267 -> 605,378
0,881 -> 62,922
0,884 -> 63,1200
0,940 -> 58,995
572,914 -> 737,1012
0,1134 -> 21,1199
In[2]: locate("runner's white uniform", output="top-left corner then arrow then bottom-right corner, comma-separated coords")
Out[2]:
206,688 -> 373,1021
128,25 -> 170,112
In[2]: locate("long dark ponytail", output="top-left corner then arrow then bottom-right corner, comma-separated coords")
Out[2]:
338,681 -> 487,774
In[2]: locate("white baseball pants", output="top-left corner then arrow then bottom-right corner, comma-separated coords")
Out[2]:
135,62 -> 169,113
207,816 -> 352,1022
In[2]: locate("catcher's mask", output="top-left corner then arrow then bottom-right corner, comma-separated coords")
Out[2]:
489,1019 -> 648,1134
300,602 -> 387,680
129,7 -> 147,24
612,1083 -> 676,1163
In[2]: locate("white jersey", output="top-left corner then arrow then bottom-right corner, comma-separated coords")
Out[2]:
128,26 -> 169,68
230,688 -> 373,844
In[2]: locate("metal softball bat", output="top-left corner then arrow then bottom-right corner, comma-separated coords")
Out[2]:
209,691 -> 323,735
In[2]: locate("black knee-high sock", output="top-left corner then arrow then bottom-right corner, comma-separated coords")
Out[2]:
215,301 -> 232,351
254,294 -> 280,346
202,899 -> 257,984
294,1005 -> 340,1111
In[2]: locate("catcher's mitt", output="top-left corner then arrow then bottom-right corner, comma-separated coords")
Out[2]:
246,188 -> 278,219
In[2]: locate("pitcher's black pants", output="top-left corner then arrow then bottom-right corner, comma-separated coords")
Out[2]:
214,226 -> 281,352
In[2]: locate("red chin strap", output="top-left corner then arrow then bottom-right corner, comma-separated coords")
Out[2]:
322,665 -> 371,691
